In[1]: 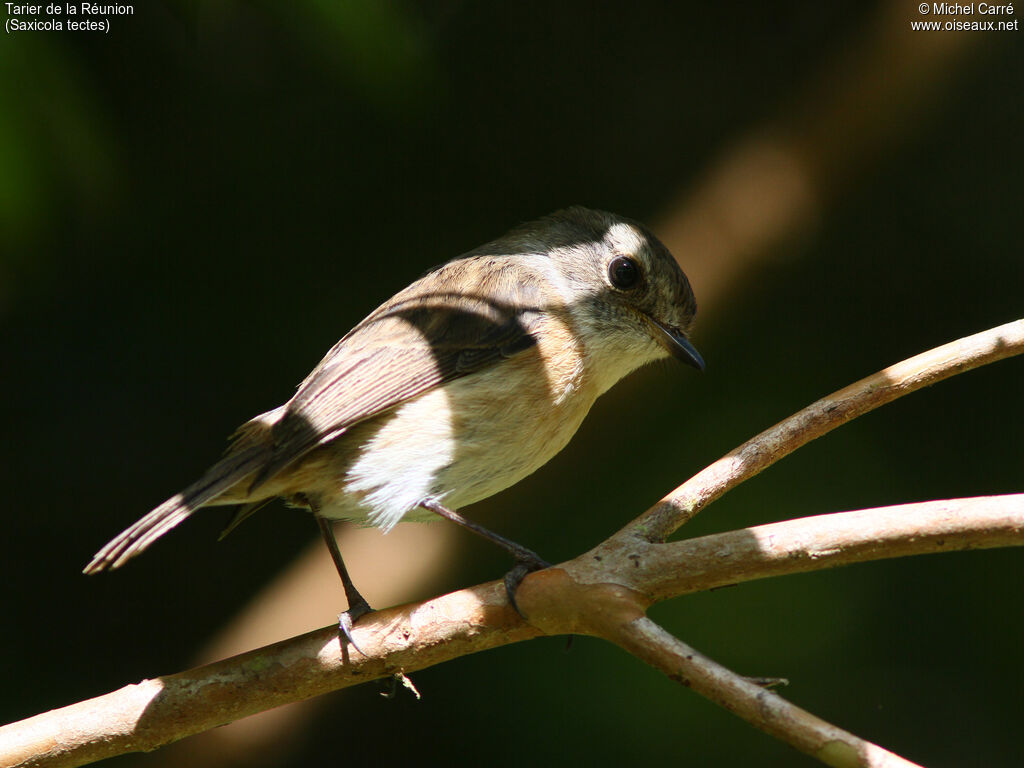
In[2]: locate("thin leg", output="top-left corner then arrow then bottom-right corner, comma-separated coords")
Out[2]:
314,512 -> 415,695
420,499 -> 550,615
315,514 -> 372,654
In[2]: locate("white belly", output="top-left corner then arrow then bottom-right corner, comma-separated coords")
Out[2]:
313,338 -> 599,531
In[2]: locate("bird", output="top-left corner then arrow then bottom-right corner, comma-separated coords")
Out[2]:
84,206 -> 703,643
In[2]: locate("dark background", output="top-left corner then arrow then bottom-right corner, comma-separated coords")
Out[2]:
1,1 -> 1021,766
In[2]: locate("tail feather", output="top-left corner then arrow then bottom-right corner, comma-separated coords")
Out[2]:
83,445 -> 268,574
218,499 -> 271,541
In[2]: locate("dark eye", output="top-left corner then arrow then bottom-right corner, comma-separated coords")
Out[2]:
608,256 -> 640,289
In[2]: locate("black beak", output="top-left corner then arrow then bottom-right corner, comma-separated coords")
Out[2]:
646,317 -> 705,372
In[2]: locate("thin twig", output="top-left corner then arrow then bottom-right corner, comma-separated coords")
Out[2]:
609,618 -> 925,768
624,318 -> 1024,541
634,494 -> 1024,602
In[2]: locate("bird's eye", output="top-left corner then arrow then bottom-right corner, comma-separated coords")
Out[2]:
608,256 -> 641,289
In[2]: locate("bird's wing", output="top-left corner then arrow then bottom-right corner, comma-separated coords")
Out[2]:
249,279 -> 544,491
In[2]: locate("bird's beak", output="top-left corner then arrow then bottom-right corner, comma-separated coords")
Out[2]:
645,316 -> 705,371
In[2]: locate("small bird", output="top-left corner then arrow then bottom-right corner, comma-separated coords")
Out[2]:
84,206 -> 703,641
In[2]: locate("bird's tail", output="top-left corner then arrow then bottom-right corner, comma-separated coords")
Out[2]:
83,444 -> 269,574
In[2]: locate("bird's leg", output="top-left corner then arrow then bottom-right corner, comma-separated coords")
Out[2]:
314,513 -> 372,655
313,511 -> 416,696
419,499 -> 550,616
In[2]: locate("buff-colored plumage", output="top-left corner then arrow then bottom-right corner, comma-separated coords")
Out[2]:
84,207 -> 700,574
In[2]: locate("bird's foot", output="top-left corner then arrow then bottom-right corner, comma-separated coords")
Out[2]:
416,499 -> 551,617
503,550 -> 551,618
338,596 -> 374,656
339,601 -> 419,700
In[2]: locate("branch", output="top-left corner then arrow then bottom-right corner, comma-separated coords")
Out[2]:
3,320 -> 1022,768
637,494 -> 1024,602
0,583 -> 538,768
625,317 -> 1024,541
514,494 -> 1024,768
4,494 -> 1021,768
609,619 -> 924,768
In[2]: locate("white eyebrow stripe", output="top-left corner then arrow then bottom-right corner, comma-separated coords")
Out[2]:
604,222 -> 644,255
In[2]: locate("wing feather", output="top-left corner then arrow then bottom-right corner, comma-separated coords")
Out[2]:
249,268 -> 546,490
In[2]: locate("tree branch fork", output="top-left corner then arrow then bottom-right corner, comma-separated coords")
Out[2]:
2,318 -> 1022,768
